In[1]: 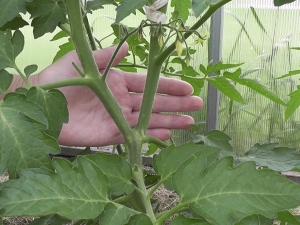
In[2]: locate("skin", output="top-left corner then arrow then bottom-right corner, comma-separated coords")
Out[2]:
2,43 -> 203,146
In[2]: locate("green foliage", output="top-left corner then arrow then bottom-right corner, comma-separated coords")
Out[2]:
0,93 -> 60,178
116,0 -> 148,22
191,0 -> 212,17
274,0 -> 297,6
170,0 -> 191,23
0,30 -> 24,70
26,0 -> 66,38
1,0 -> 300,224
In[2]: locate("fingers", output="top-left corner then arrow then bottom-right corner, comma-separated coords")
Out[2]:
93,43 -> 129,69
130,94 -> 203,112
124,72 -> 194,96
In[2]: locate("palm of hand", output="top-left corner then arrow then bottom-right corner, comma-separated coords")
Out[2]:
37,45 -> 202,147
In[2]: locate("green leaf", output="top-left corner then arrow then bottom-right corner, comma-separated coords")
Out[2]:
192,0 -> 212,18
171,0 -> 191,23
0,157 -> 110,219
81,153 -> 135,196
98,203 -> 135,225
234,214 -> 273,225
116,0 -> 148,22
224,69 -> 286,105
206,76 -> 245,104
192,130 -> 234,158
53,38 -> 75,62
125,214 -> 152,225
207,61 -> 244,75
50,30 -> 68,41
276,70 -> 300,80
11,30 -> 24,58
276,210 -> 300,225
29,214 -> 71,225
0,70 -> 13,95
0,0 -> 30,28
0,93 -> 60,178
173,157 -> 300,225
0,31 -> 18,70
0,15 -> 28,31
170,215 -> 211,225
24,64 -> 38,77
274,0 -> 296,6
26,87 -> 69,139
27,0 -> 66,38
238,143 -> 300,172
86,0 -> 117,13
181,76 -> 204,96
153,142 -> 221,185
285,85 -> 300,120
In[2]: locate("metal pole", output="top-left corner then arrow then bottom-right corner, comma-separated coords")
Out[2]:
205,0 -> 224,134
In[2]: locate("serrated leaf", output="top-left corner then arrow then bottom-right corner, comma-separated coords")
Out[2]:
53,38 -> 75,62
0,70 -> 13,95
86,0 -> 117,13
26,87 -> 68,138
207,61 -> 244,75
192,0 -> 212,17
238,143 -> 300,172
27,0 -> 66,38
170,215 -> 211,225
274,0 -> 296,6
234,214 -> 273,225
171,0 -> 191,23
116,0 -> 148,22
81,153 -> 135,196
0,0 -> 29,28
285,85 -> 300,120
181,76 -> 204,96
0,93 -> 60,178
173,157 -> 300,225
24,64 -> 38,77
192,130 -> 234,158
224,69 -> 286,105
276,210 -> 300,225
153,142 -> 221,185
206,76 -> 245,104
0,15 -> 28,31
29,214 -> 71,225
0,157 -> 110,219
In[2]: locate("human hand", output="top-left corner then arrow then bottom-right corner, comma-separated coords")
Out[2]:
35,43 -> 203,146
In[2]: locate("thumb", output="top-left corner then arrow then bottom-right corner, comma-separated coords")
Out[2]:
93,42 -> 129,69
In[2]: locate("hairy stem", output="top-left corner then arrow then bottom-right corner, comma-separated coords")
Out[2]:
135,35 -> 163,134
83,15 -> 97,51
64,0 -> 100,78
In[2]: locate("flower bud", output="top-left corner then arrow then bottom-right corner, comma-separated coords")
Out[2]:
175,38 -> 183,56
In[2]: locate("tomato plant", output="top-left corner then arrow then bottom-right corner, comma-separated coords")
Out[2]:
0,0 -> 300,224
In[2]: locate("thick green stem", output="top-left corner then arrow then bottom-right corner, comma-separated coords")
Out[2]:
157,0 -> 232,62
155,204 -> 186,225
64,0 -> 100,78
14,66 -> 31,89
136,35 -> 163,134
133,168 -> 156,222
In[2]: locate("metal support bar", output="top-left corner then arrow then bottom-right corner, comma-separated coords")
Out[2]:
205,1 -> 224,134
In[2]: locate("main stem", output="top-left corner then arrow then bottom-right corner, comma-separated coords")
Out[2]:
64,0 -> 155,220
